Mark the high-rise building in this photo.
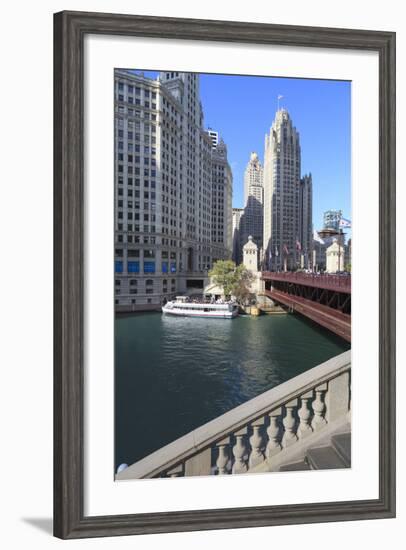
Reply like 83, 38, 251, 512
207, 129, 219, 150
299, 173, 313, 265
240, 152, 264, 262
323, 209, 342, 230
114, 70, 229, 311
232, 207, 244, 264
211, 137, 233, 262
263, 109, 301, 270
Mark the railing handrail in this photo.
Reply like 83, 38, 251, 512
262, 271, 351, 287
117, 350, 351, 480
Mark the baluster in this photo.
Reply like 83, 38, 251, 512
297, 391, 313, 439
248, 417, 265, 468
282, 399, 298, 448
232, 428, 248, 474
266, 408, 282, 458
312, 383, 328, 431
216, 437, 230, 475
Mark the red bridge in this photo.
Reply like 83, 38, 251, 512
261, 272, 351, 342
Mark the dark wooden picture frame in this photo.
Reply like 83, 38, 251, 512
54, 10, 396, 539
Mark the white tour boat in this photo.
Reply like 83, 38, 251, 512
162, 296, 238, 319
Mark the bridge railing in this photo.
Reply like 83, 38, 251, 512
116, 350, 351, 479
261, 271, 351, 291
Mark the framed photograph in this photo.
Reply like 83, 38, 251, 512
54, 10, 396, 539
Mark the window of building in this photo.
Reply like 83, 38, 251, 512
144, 261, 155, 273
115, 261, 123, 273
127, 261, 140, 273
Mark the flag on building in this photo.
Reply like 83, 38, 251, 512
275, 246, 279, 257
283, 244, 289, 255
296, 239, 302, 251
313, 230, 325, 245
339, 217, 352, 228
278, 94, 283, 100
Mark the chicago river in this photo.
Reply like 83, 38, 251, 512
115, 313, 349, 469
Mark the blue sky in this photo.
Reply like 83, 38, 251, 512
130, 70, 351, 230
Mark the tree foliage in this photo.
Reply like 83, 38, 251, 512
209, 260, 255, 303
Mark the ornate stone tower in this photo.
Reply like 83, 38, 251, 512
243, 235, 259, 273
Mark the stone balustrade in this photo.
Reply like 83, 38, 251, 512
116, 350, 351, 480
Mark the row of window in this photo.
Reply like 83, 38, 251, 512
115, 249, 177, 260
117, 82, 157, 98
115, 278, 176, 285
117, 177, 156, 188
114, 261, 177, 274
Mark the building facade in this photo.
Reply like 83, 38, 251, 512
312, 239, 327, 271
211, 138, 233, 262
232, 207, 244, 265
323, 209, 342, 231
242, 236, 264, 295
240, 152, 264, 266
207, 129, 219, 150
263, 109, 301, 271
114, 70, 231, 311
326, 241, 345, 273
299, 173, 313, 268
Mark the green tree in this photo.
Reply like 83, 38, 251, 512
232, 265, 255, 304
209, 260, 254, 303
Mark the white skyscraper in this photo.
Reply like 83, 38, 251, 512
240, 152, 263, 266
263, 109, 301, 270
114, 70, 217, 311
